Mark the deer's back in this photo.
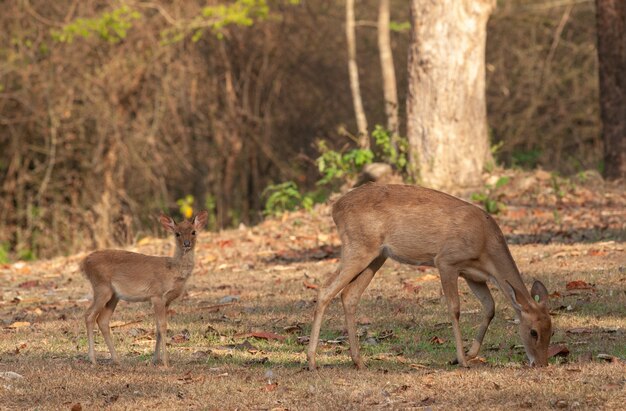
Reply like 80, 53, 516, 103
332, 184, 502, 263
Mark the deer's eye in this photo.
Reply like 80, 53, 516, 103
192, 231, 196, 236
175, 233, 181, 237
530, 329, 538, 338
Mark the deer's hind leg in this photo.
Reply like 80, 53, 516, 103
85, 285, 115, 364
341, 255, 387, 369
307, 247, 382, 370
96, 294, 120, 364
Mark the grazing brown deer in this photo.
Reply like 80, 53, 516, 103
82, 211, 208, 366
307, 184, 552, 370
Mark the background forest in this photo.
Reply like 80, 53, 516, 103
0, 0, 607, 260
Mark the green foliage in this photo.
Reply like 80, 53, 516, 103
263, 181, 313, 216
176, 195, 195, 219
511, 148, 542, 169
51, 6, 141, 44
162, 0, 300, 43
316, 140, 373, 186
204, 194, 218, 230
263, 125, 413, 218
17, 247, 36, 262
389, 21, 410, 32
550, 173, 566, 199
0, 242, 10, 264
471, 176, 510, 214
371, 125, 409, 173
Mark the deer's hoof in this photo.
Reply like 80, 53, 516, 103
449, 358, 469, 368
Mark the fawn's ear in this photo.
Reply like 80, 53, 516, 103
531, 280, 550, 306
160, 214, 177, 232
193, 210, 208, 230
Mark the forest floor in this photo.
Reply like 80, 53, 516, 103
1, 170, 625, 410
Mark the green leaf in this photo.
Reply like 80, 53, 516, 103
495, 176, 510, 189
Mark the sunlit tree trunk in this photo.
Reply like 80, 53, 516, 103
596, 0, 626, 180
378, 0, 399, 137
407, 0, 495, 189
346, 0, 369, 148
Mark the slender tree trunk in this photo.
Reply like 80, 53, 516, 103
596, 0, 626, 180
378, 0, 399, 137
346, 0, 369, 148
407, 0, 495, 190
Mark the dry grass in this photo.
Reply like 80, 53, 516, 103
1, 211, 625, 409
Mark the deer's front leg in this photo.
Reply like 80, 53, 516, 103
436, 262, 467, 367
464, 279, 495, 359
152, 297, 169, 367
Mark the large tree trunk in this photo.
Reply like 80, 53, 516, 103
378, 0, 399, 137
346, 0, 369, 148
407, 0, 495, 190
596, 0, 626, 180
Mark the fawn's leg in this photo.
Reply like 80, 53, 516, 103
464, 279, 495, 359
307, 251, 381, 370
340, 256, 386, 369
96, 294, 120, 364
152, 297, 169, 367
85, 286, 114, 365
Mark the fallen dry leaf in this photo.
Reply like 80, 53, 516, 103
8, 321, 31, 329
110, 320, 143, 329
303, 280, 318, 290
548, 344, 570, 358
587, 249, 608, 257
402, 281, 421, 294
467, 357, 487, 365
282, 324, 303, 333
429, 336, 446, 345
597, 353, 621, 363
415, 273, 438, 282
236, 331, 286, 341
218, 239, 233, 248
171, 329, 191, 343
18, 280, 39, 288
566, 280, 594, 291
566, 327, 593, 334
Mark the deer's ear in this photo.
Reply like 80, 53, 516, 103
504, 280, 527, 313
159, 214, 176, 232
531, 280, 549, 305
193, 210, 208, 230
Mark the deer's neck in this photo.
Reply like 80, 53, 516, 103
172, 248, 195, 279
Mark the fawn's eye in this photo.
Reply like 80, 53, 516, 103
175, 232, 181, 237
192, 231, 196, 236
530, 329, 538, 338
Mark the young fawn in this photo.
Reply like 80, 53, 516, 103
307, 184, 552, 370
82, 211, 208, 366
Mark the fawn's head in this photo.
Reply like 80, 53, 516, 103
160, 211, 208, 253
507, 280, 552, 367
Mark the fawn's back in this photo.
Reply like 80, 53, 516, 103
82, 250, 184, 303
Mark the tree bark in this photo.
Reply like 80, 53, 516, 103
407, 0, 495, 190
346, 0, 369, 148
378, 0, 399, 137
596, 0, 626, 180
